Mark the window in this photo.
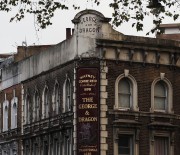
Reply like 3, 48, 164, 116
113, 120, 141, 155
33, 144, 38, 155
118, 135, 133, 155
65, 80, 71, 111
154, 81, 167, 111
0, 68, 2, 82
65, 136, 70, 155
43, 142, 48, 155
3, 100, 9, 132
53, 83, 60, 115
24, 145, 30, 155
115, 70, 138, 111
114, 131, 138, 155
151, 75, 173, 113
25, 95, 30, 124
62, 130, 72, 155
63, 77, 71, 112
3, 150, 8, 155
118, 78, 131, 109
154, 137, 168, 155
11, 97, 18, 129
33, 91, 40, 121
10, 142, 17, 155
149, 122, 176, 155
42, 86, 50, 119
53, 139, 59, 155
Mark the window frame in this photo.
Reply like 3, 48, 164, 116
118, 78, 132, 109
24, 94, 30, 124
3, 100, 9, 132
154, 81, 167, 112
53, 82, 60, 115
114, 128, 139, 155
11, 97, 18, 129
24, 140, 30, 155
154, 136, 169, 155
42, 85, 50, 119
63, 77, 71, 113
33, 90, 40, 122
43, 141, 49, 155
118, 134, 133, 155
53, 138, 59, 155
149, 131, 173, 155
151, 77, 173, 113
33, 143, 39, 155
114, 70, 138, 111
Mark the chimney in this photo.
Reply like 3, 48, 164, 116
66, 28, 71, 39
156, 23, 180, 41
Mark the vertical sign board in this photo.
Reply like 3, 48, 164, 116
77, 68, 100, 155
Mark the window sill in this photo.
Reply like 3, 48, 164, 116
109, 110, 176, 119
153, 110, 174, 114
115, 108, 131, 111
154, 110, 166, 113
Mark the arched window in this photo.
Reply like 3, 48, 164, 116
115, 70, 138, 111
3, 100, 9, 131
25, 95, 30, 124
53, 83, 60, 115
42, 86, 50, 118
154, 81, 167, 111
33, 91, 40, 121
63, 77, 71, 112
118, 78, 132, 108
151, 75, 173, 113
11, 97, 18, 129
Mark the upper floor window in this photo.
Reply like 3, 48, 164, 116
42, 86, 50, 118
33, 90, 40, 122
154, 81, 167, 111
118, 78, 131, 109
63, 76, 71, 112
114, 70, 138, 111
3, 100, 9, 132
151, 74, 173, 113
25, 94, 30, 124
11, 97, 18, 129
53, 83, 60, 115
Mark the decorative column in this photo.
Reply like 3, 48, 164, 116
100, 60, 108, 155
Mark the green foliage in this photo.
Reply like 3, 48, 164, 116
0, 0, 68, 29
0, 0, 179, 34
109, 0, 180, 34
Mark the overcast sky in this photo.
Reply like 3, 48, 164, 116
0, 1, 176, 54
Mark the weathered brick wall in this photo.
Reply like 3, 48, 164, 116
0, 84, 22, 131
0, 84, 22, 154
22, 61, 75, 120
106, 60, 180, 155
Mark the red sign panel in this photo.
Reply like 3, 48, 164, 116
77, 68, 100, 155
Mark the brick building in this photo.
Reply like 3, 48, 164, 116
0, 9, 180, 155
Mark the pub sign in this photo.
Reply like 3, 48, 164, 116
77, 68, 100, 155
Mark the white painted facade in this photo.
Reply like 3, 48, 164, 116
164, 27, 180, 34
